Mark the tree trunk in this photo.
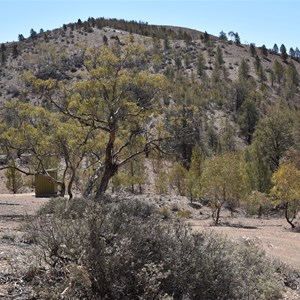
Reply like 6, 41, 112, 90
130, 161, 134, 194
83, 165, 105, 198
95, 164, 118, 199
284, 203, 296, 229
94, 121, 117, 200
215, 206, 221, 225
67, 168, 76, 200
59, 182, 65, 197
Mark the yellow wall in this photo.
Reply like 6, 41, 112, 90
35, 170, 58, 197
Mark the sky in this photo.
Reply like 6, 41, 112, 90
1, 0, 300, 51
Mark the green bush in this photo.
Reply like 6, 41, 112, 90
243, 191, 274, 217
176, 209, 192, 218
25, 197, 282, 299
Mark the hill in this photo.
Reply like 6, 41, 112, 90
1, 17, 300, 299
1, 18, 300, 104
0, 17, 300, 198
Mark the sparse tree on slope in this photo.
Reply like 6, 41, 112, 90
280, 44, 288, 61
273, 43, 279, 54
289, 47, 295, 59
228, 31, 240, 45
260, 44, 268, 57
219, 31, 227, 41
185, 145, 205, 202
249, 43, 256, 57
237, 98, 259, 144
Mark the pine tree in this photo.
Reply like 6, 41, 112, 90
273, 43, 279, 54
260, 44, 268, 56
1, 43, 6, 65
219, 31, 227, 41
280, 44, 288, 60
18, 34, 25, 41
30, 28, 37, 40
12, 45, 19, 59
249, 43, 256, 57
289, 47, 295, 59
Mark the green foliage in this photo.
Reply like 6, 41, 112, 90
228, 31, 241, 45
216, 46, 224, 66
25, 198, 282, 299
201, 153, 246, 224
3, 42, 167, 199
237, 98, 259, 143
174, 55, 182, 70
18, 34, 25, 41
68, 43, 166, 196
37, 196, 88, 219
30, 28, 37, 40
270, 162, 300, 228
168, 162, 187, 196
1, 43, 6, 65
203, 31, 210, 44
102, 34, 108, 45
184, 146, 205, 202
4, 160, 23, 194
245, 145, 273, 194
196, 50, 206, 78
260, 44, 268, 56
218, 30, 227, 41
0, 99, 92, 199
280, 44, 288, 60
238, 59, 250, 81
249, 43, 256, 57
217, 118, 236, 153
176, 209, 192, 218
155, 170, 169, 195
273, 60, 285, 84
252, 109, 294, 173
165, 99, 204, 165
243, 191, 274, 216
158, 208, 172, 219
117, 157, 146, 194
12, 45, 19, 59
273, 43, 279, 54
244, 108, 295, 194
254, 54, 261, 72
285, 62, 299, 100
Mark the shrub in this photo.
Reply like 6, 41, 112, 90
4, 160, 23, 193
24, 197, 282, 299
244, 191, 274, 217
176, 209, 192, 218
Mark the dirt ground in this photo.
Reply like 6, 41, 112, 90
188, 217, 300, 270
0, 192, 299, 299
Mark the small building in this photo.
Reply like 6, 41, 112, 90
35, 169, 58, 197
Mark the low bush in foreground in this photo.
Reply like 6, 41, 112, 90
24, 197, 281, 299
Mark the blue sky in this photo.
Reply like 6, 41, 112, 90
1, 1, 299, 50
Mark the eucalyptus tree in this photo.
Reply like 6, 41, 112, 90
25, 42, 166, 199
0, 100, 92, 199
271, 163, 300, 228
200, 152, 246, 225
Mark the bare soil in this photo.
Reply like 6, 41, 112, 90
0, 192, 299, 299
0, 194, 47, 298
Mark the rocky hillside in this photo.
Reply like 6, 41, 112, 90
1, 18, 300, 103
1, 17, 300, 172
